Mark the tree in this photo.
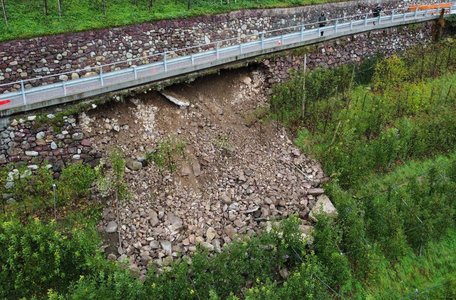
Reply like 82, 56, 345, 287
1, 0, 7, 26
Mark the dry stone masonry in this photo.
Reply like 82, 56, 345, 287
262, 21, 434, 84
0, 114, 101, 174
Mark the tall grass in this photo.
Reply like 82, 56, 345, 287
0, 0, 340, 41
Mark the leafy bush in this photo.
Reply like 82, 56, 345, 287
0, 218, 102, 298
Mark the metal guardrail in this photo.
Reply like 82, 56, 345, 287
0, 4, 455, 115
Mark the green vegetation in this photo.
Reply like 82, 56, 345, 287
272, 41, 456, 187
1, 40, 456, 298
146, 136, 186, 173
268, 40, 456, 298
0, 0, 341, 41
0, 163, 96, 216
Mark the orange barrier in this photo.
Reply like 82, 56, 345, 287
408, 3, 452, 12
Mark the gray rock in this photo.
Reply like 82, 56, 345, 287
160, 240, 172, 255
107, 253, 117, 261
192, 160, 201, 176
149, 210, 160, 227
307, 188, 324, 195
36, 132, 45, 140
5, 181, 14, 189
206, 227, 217, 242
25, 151, 39, 157
167, 213, 183, 231
105, 221, 118, 233
128, 264, 141, 278
126, 159, 142, 171
220, 193, 231, 205
309, 195, 338, 222
72, 132, 84, 140
150, 240, 160, 249
50, 142, 58, 150
200, 241, 214, 251
181, 164, 192, 176
140, 254, 152, 265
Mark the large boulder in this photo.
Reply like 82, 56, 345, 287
309, 195, 338, 222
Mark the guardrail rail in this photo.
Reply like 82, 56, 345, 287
0, 3, 455, 116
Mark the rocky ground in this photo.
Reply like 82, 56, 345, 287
79, 67, 332, 278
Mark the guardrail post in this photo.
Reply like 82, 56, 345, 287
364, 14, 368, 26
62, 81, 67, 96
335, 19, 338, 33
391, 10, 395, 21
191, 54, 195, 66
403, 11, 406, 21
261, 32, 265, 49
100, 67, 104, 87
300, 25, 304, 41
163, 52, 167, 72
216, 42, 220, 59
133, 66, 138, 80
240, 44, 243, 54
378, 14, 381, 25
20, 80, 26, 105
350, 19, 353, 30
414, 8, 418, 18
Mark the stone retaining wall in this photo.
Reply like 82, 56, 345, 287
263, 21, 434, 83
0, 0, 431, 92
0, 114, 101, 175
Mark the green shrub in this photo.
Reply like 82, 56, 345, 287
0, 218, 102, 298
58, 163, 97, 203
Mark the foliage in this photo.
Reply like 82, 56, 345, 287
43, 216, 317, 299
278, 53, 456, 187
270, 42, 456, 298
0, 218, 103, 299
312, 215, 353, 293
4, 165, 54, 214
146, 136, 186, 173
0, 162, 97, 216
96, 148, 130, 201
372, 55, 407, 94
0, 0, 343, 41
244, 254, 330, 299
58, 163, 97, 203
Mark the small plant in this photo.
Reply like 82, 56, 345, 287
146, 136, 186, 173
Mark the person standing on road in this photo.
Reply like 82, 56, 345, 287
318, 13, 327, 36
373, 4, 382, 25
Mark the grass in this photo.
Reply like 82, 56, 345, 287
269, 46, 456, 298
366, 230, 456, 299
0, 0, 342, 42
